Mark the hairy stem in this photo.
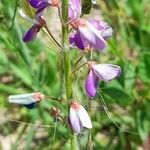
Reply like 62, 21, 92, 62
62, 0, 72, 100
61, 1, 78, 150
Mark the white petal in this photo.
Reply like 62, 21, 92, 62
92, 64, 121, 82
77, 106, 92, 129
8, 93, 37, 105
86, 21, 107, 46
78, 25, 96, 44
69, 108, 83, 133
79, 21, 107, 50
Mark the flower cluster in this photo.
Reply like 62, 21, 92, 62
9, 0, 121, 134
68, 0, 121, 100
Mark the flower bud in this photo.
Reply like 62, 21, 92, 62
8, 92, 44, 109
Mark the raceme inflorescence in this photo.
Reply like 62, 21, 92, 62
9, 0, 121, 141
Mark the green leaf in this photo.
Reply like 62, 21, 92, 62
10, 64, 33, 86
137, 110, 150, 141
0, 50, 8, 65
102, 83, 132, 106
0, 83, 24, 94
139, 53, 150, 83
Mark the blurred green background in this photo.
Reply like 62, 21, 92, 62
0, 0, 150, 149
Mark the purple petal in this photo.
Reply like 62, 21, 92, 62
79, 21, 107, 51
69, 34, 75, 44
85, 70, 99, 98
101, 26, 113, 40
89, 20, 107, 30
35, 6, 47, 19
69, 108, 83, 133
29, 0, 47, 9
89, 20, 113, 40
74, 31, 85, 50
23, 25, 40, 42
68, 0, 81, 19
68, 5, 75, 19
91, 33, 107, 50
92, 64, 121, 82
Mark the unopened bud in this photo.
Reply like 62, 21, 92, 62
50, 107, 60, 118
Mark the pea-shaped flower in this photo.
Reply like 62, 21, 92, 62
70, 19, 113, 51
85, 61, 121, 98
68, 101, 92, 133
8, 92, 44, 109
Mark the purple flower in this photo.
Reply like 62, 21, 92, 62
68, 101, 92, 133
70, 19, 113, 51
23, 16, 46, 42
68, 0, 81, 19
8, 92, 45, 109
85, 62, 121, 98
29, 0, 59, 18
29, 0, 59, 9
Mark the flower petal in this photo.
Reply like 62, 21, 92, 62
92, 64, 121, 82
23, 25, 40, 42
29, 0, 47, 9
24, 102, 36, 109
35, 6, 47, 19
78, 25, 96, 45
77, 105, 92, 129
85, 70, 99, 98
89, 20, 107, 30
69, 108, 83, 133
86, 21, 107, 50
68, 0, 81, 19
68, 5, 75, 19
69, 34, 75, 44
101, 26, 113, 40
73, 31, 85, 50
79, 21, 107, 51
89, 20, 113, 39
8, 93, 37, 105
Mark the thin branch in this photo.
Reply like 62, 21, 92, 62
71, 62, 88, 74
46, 96, 64, 102
9, 119, 54, 128
44, 25, 63, 51
58, 6, 65, 26
73, 52, 86, 68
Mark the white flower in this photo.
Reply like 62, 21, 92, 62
8, 92, 44, 109
68, 101, 92, 133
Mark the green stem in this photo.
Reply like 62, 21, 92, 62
61, 1, 78, 150
71, 133, 79, 150
61, 0, 72, 100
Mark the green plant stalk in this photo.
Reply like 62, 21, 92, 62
61, 1, 78, 150
61, 0, 72, 100
71, 133, 79, 150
